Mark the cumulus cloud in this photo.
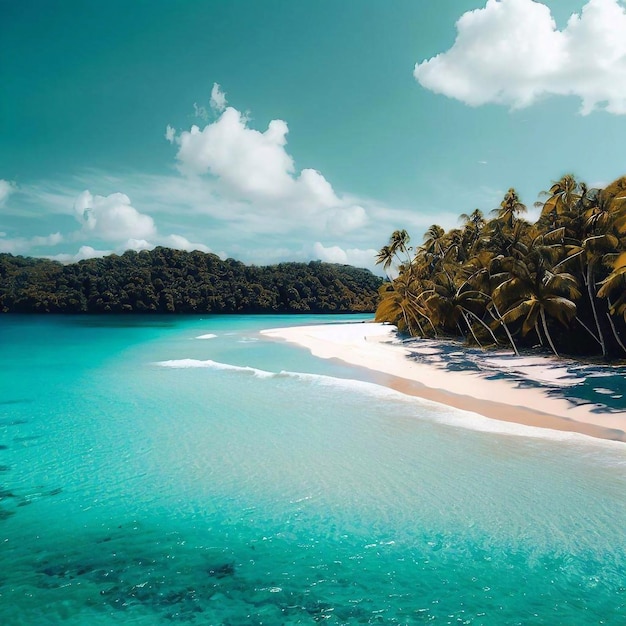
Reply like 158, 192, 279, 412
165, 234, 212, 253
0, 231, 64, 254
31, 232, 63, 246
414, 0, 626, 115
312, 242, 378, 272
210, 82, 227, 112
165, 125, 176, 144
74, 190, 157, 242
0, 179, 16, 204
169, 95, 368, 237
47, 245, 114, 264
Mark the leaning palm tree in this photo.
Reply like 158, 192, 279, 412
421, 270, 498, 347
375, 274, 434, 337
389, 229, 412, 267
376, 230, 414, 280
597, 252, 626, 353
375, 245, 396, 280
492, 260, 580, 357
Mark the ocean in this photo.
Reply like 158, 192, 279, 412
0, 314, 625, 625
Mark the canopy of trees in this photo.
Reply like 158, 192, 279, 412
0, 248, 381, 314
375, 175, 626, 359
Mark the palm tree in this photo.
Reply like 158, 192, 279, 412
376, 230, 414, 280
492, 259, 580, 357
536, 174, 582, 219
459, 209, 485, 254
389, 229, 412, 266
597, 252, 626, 353
375, 274, 434, 337
421, 269, 498, 347
492, 188, 527, 230
375, 245, 395, 280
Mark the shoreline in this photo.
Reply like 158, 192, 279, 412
261, 322, 626, 444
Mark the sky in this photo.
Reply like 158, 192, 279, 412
2, 0, 626, 273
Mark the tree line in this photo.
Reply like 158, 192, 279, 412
0, 247, 381, 314
375, 175, 626, 359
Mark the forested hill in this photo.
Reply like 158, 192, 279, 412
0, 248, 382, 314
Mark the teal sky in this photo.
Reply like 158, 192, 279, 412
2, 0, 626, 271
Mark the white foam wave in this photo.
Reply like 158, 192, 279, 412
156, 359, 273, 378
155, 360, 623, 448
277, 372, 624, 447
195, 333, 217, 340
276, 370, 408, 401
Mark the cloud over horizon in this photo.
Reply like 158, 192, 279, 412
414, 0, 626, 115
167, 91, 369, 237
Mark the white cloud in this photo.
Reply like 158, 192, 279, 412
0, 232, 64, 254
31, 232, 63, 246
170, 100, 369, 240
125, 238, 154, 252
164, 234, 212, 253
74, 190, 157, 242
47, 245, 114, 264
165, 125, 176, 144
414, 0, 626, 115
0, 179, 16, 204
210, 82, 227, 112
312, 242, 378, 272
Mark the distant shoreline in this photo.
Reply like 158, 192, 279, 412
261, 322, 626, 444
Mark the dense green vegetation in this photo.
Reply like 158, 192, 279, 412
375, 175, 626, 359
0, 248, 381, 314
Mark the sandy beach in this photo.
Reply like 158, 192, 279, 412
262, 322, 626, 443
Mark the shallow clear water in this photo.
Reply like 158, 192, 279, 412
1, 315, 625, 625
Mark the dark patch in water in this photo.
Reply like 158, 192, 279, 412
207, 562, 235, 578
0, 445, 8, 450
0, 508, 15, 520
0, 489, 16, 500
47, 487, 62, 496
0, 465, 9, 472
0, 419, 28, 427
0, 398, 32, 406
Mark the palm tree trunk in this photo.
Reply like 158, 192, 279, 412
413, 314, 426, 338
575, 315, 601, 346
606, 308, 626, 355
464, 308, 500, 345
461, 310, 483, 348
540, 308, 559, 357
587, 263, 607, 358
491, 302, 520, 356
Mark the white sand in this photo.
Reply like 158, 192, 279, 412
261, 322, 626, 442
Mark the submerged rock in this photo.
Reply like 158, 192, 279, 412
0, 508, 15, 520
207, 563, 235, 579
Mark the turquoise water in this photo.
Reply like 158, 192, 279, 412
1, 315, 625, 625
